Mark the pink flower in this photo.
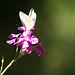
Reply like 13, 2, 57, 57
7, 8, 47, 56
6, 26, 47, 56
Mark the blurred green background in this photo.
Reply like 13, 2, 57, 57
0, 0, 75, 75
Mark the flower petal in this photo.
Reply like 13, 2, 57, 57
29, 35, 38, 44
6, 38, 16, 44
34, 47, 43, 56
39, 41, 48, 55
8, 33, 21, 39
14, 37, 25, 45
30, 27, 35, 30
17, 26, 25, 31
22, 41, 29, 50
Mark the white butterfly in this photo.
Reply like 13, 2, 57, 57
19, 8, 36, 30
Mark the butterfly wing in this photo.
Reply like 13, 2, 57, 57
19, 8, 36, 30
29, 8, 36, 25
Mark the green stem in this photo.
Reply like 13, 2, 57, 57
1, 52, 22, 75
1, 59, 15, 75
0, 50, 28, 75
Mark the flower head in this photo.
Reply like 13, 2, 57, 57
6, 8, 47, 56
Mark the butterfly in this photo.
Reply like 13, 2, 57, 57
19, 8, 36, 30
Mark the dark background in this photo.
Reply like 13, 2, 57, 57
0, 0, 75, 75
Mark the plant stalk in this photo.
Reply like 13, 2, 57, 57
1, 59, 15, 75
